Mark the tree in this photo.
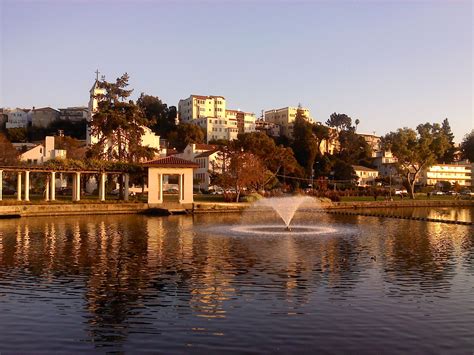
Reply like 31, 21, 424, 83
337, 130, 371, 165
326, 113, 353, 133
291, 113, 318, 177
7, 127, 27, 143
234, 132, 302, 187
332, 160, 358, 185
210, 148, 266, 202
354, 119, 360, 132
439, 118, 456, 163
382, 124, 450, 199
55, 136, 86, 160
137, 93, 177, 138
0, 133, 18, 165
461, 130, 474, 162
312, 123, 331, 155
89, 73, 157, 163
167, 123, 205, 152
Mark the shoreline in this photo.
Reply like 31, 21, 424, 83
0, 199, 472, 219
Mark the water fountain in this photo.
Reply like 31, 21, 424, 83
202, 195, 340, 237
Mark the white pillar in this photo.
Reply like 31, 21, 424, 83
17, 172, 22, 201
74, 172, 81, 201
99, 173, 106, 201
50, 172, 56, 201
0, 170, 3, 201
179, 174, 184, 203
124, 173, 130, 201
24, 171, 30, 202
157, 173, 163, 203
44, 175, 50, 201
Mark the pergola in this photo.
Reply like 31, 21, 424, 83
0, 166, 129, 202
143, 156, 199, 205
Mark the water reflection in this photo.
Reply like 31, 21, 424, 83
0, 213, 472, 352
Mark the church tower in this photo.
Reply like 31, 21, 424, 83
86, 70, 106, 145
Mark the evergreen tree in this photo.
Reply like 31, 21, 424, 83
439, 118, 456, 162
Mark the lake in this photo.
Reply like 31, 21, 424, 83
0, 211, 473, 353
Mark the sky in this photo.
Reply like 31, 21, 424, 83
0, 0, 472, 142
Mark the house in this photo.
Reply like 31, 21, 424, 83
30, 107, 60, 128
59, 107, 88, 122
19, 136, 66, 165
176, 143, 219, 191
352, 165, 379, 186
4, 108, 30, 129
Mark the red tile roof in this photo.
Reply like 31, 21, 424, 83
144, 156, 199, 168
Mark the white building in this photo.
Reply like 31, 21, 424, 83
4, 108, 30, 129
373, 150, 398, 177
19, 136, 66, 165
352, 165, 379, 186
178, 94, 256, 143
421, 162, 472, 187
176, 143, 219, 191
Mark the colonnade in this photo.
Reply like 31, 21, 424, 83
0, 169, 130, 202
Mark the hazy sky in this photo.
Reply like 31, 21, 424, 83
1, 0, 472, 142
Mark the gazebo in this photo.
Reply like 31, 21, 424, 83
143, 156, 199, 205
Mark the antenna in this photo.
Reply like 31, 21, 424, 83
95, 69, 100, 81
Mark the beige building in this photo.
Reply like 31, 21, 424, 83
357, 133, 381, 157
4, 108, 31, 129
421, 162, 472, 187
255, 119, 280, 137
31, 107, 60, 128
178, 94, 256, 142
264, 106, 313, 138
19, 136, 66, 165
176, 143, 219, 191
352, 165, 379, 186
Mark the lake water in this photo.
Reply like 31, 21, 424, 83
0, 211, 473, 353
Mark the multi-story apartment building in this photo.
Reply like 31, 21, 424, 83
4, 108, 31, 129
178, 94, 256, 143
357, 133, 381, 157
264, 106, 313, 138
372, 150, 398, 177
421, 162, 472, 187
31, 107, 60, 128
59, 106, 88, 122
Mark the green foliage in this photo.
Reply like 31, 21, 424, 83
461, 130, 474, 162
291, 116, 318, 177
337, 130, 371, 164
332, 160, 358, 184
439, 118, 456, 162
137, 93, 177, 139
7, 127, 27, 142
382, 122, 450, 198
90, 73, 156, 163
326, 113, 353, 132
167, 123, 206, 151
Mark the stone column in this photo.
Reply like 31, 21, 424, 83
99, 173, 106, 201
124, 173, 130, 201
44, 175, 50, 201
157, 173, 163, 203
50, 172, 56, 201
0, 170, 3, 201
74, 172, 81, 202
24, 171, 30, 202
17, 172, 22, 201
179, 174, 184, 203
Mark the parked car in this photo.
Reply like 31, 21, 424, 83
446, 191, 458, 196
460, 189, 474, 196
433, 191, 445, 195
394, 189, 408, 196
